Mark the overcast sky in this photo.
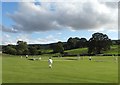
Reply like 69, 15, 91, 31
1, 0, 118, 45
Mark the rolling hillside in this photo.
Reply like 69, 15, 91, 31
65, 45, 119, 55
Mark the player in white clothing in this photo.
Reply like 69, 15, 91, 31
48, 57, 53, 68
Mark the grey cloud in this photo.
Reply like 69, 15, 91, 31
7, 3, 61, 32
4, 1, 118, 33
56, 2, 116, 30
1, 24, 18, 33
104, 2, 118, 9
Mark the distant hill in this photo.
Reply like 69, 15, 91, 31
1, 40, 119, 55
103, 45, 119, 54
64, 45, 119, 55
65, 48, 88, 54
0, 45, 2, 51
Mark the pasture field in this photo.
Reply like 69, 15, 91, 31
2, 54, 118, 83
34, 45, 120, 55
65, 45, 120, 55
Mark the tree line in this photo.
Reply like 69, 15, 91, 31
2, 32, 120, 55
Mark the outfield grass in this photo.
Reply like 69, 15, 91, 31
2, 54, 118, 83
0, 53, 2, 84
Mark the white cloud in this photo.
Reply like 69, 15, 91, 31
2, 34, 16, 45
1, 0, 119, 2
2, 0, 35, 2
88, 28, 107, 32
88, 27, 118, 33
2, 33, 61, 45
57, 32, 62, 35
16, 34, 30, 43
2, 33, 31, 45
3, 0, 117, 33
5, 34, 10, 38
31, 35, 61, 44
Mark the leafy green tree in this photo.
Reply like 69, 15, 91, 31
4, 45, 17, 55
23, 49, 29, 55
29, 46, 38, 55
17, 49, 23, 55
88, 32, 111, 54
17, 41, 29, 55
67, 37, 79, 49
77, 38, 87, 48
52, 41, 64, 53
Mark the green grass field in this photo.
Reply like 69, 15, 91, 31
65, 45, 120, 54
2, 54, 118, 83
0, 53, 2, 84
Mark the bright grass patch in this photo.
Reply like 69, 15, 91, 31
2, 54, 118, 83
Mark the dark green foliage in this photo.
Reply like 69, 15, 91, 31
66, 37, 87, 50
2, 33, 119, 56
52, 41, 64, 53
112, 40, 120, 45
17, 41, 29, 55
29, 46, 38, 55
88, 32, 111, 54
67, 37, 78, 49
77, 38, 87, 48
17, 49, 23, 55
3, 44, 17, 55
5, 46, 16, 55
